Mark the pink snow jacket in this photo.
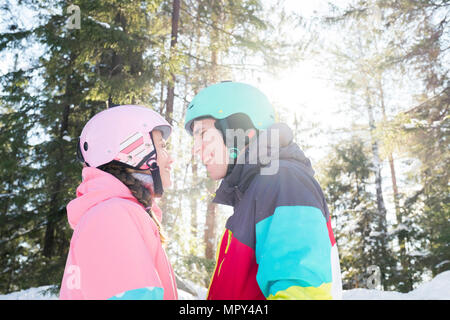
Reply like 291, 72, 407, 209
59, 167, 178, 300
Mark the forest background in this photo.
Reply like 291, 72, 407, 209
0, 0, 448, 295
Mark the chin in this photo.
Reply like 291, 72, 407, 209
159, 171, 171, 189
162, 178, 172, 189
207, 169, 226, 180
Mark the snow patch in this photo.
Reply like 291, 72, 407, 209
0, 286, 58, 300
87, 16, 123, 32
343, 270, 450, 300
1, 271, 449, 300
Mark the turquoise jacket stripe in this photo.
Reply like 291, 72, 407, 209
108, 287, 164, 300
256, 205, 332, 297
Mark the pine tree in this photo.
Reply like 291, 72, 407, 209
0, 0, 168, 292
322, 17, 400, 289
375, 0, 450, 279
1, 0, 318, 292
324, 0, 449, 290
318, 137, 396, 289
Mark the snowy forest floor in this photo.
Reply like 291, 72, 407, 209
1, 271, 449, 300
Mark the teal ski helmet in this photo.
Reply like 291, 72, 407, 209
184, 81, 275, 135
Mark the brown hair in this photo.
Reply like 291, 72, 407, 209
98, 161, 166, 243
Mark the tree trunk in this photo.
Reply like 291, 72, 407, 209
365, 92, 388, 236
204, 196, 217, 260
378, 78, 411, 290
165, 0, 181, 124
43, 102, 71, 258
203, 0, 221, 260
190, 162, 198, 237
377, 78, 401, 221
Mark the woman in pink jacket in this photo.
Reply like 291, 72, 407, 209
59, 105, 178, 300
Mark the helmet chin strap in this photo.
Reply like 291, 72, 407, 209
150, 163, 164, 197
148, 131, 164, 197
215, 118, 238, 177
132, 131, 164, 197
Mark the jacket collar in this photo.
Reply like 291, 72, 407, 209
213, 123, 314, 207
66, 167, 163, 229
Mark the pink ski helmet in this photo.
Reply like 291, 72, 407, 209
77, 105, 171, 170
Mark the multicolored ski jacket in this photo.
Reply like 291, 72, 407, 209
208, 123, 342, 300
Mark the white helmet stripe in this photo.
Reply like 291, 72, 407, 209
119, 132, 143, 150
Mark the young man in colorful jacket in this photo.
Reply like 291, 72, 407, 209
184, 81, 343, 300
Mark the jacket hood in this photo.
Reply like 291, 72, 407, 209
67, 167, 159, 229
213, 123, 315, 206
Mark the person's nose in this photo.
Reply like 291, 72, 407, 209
168, 152, 174, 165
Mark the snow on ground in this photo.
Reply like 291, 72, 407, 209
178, 279, 207, 300
0, 285, 58, 300
1, 271, 449, 300
0, 287, 201, 300
343, 270, 450, 300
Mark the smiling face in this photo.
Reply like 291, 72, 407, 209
152, 129, 173, 188
192, 118, 229, 180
